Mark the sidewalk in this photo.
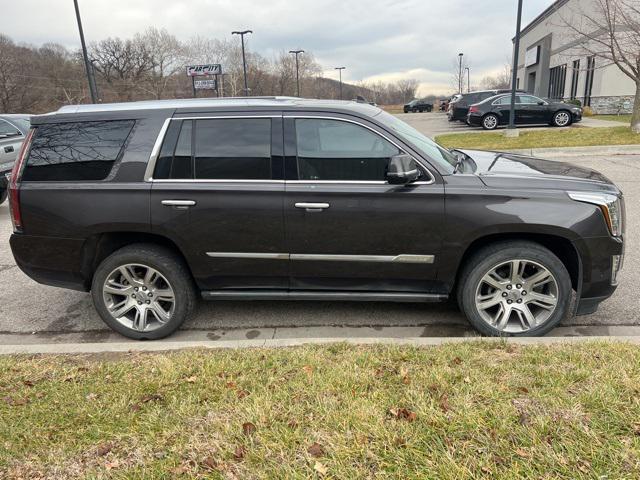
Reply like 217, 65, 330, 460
504, 144, 640, 158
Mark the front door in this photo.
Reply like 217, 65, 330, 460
283, 115, 445, 293
150, 114, 288, 290
517, 95, 548, 125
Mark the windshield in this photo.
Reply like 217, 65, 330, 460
375, 110, 456, 172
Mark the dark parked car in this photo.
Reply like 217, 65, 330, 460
0, 114, 31, 204
403, 99, 433, 113
9, 98, 624, 339
447, 89, 524, 122
467, 93, 583, 130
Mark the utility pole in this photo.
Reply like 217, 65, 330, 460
74, 0, 97, 103
458, 53, 464, 94
465, 67, 470, 93
289, 49, 304, 97
232, 30, 252, 96
507, 0, 524, 137
335, 66, 346, 99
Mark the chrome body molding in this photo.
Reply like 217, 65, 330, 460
205, 252, 435, 264
202, 290, 447, 303
206, 252, 289, 260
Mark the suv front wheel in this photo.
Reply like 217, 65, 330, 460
91, 244, 196, 339
458, 241, 571, 336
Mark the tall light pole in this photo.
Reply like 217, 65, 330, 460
335, 66, 346, 99
289, 49, 304, 97
232, 30, 252, 96
458, 53, 464, 94
73, 0, 97, 103
465, 66, 470, 93
507, 0, 524, 137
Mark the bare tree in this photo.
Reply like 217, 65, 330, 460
561, 0, 640, 132
451, 56, 470, 94
481, 64, 512, 90
136, 28, 184, 99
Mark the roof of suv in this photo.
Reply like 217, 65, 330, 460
52, 96, 382, 117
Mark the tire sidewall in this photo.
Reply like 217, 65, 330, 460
91, 246, 195, 340
482, 114, 499, 130
553, 110, 571, 127
459, 245, 571, 337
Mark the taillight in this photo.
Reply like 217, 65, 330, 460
469, 105, 479, 113
9, 128, 34, 233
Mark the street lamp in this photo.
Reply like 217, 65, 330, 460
464, 66, 470, 93
458, 53, 464, 94
289, 49, 304, 97
507, 0, 524, 137
335, 66, 346, 99
73, 0, 97, 103
232, 30, 252, 96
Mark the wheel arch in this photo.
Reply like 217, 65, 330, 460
453, 232, 581, 294
80, 231, 194, 289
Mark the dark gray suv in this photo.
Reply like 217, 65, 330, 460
8, 97, 624, 339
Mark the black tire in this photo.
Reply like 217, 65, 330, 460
482, 114, 499, 130
91, 244, 196, 340
552, 110, 572, 127
457, 241, 572, 337
0, 187, 7, 205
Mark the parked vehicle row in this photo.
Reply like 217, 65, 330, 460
447, 89, 519, 122
0, 114, 31, 204
8, 97, 624, 340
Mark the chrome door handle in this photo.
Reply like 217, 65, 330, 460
295, 202, 330, 212
161, 200, 196, 207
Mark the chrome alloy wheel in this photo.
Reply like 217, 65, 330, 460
483, 115, 498, 129
555, 111, 570, 126
102, 264, 175, 332
475, 259, 559, 333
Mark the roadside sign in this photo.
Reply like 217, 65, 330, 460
186, 64, 222, 76
194, 79, 218, 90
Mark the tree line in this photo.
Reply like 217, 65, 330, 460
0, 29, 422, 114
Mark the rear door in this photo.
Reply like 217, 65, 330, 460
149, 113, 288, 291
283, 114, 445, 293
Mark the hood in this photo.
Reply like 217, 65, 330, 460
459, 149, 617, 191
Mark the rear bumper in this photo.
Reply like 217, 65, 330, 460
10, 233, 90, 291
467, 114, 483, 126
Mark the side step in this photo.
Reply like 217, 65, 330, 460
201, 290, 448, 303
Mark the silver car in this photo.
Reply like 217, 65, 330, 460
0, 114, 31, 204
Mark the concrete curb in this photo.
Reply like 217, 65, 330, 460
504, 144, 640, 158
2, 335, 640, 355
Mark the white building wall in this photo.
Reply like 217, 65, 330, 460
515, 0, 636, 113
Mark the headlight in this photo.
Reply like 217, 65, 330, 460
568, 191, 624, 237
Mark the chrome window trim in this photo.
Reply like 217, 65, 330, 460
145, 115, 280, 183
287, 115, 435, 185
204, 252, 435, 264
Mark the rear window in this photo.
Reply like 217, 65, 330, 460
23, 120, 134, 181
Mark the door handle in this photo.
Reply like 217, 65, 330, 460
295, 202, 330, 212
161, 200, 196, 207
4, 146, 14, 153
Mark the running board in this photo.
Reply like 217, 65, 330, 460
201, 290, 448, 303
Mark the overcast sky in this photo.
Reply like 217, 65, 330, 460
2, 0, 555, 95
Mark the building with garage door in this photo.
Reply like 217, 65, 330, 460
514, 0, 636, 114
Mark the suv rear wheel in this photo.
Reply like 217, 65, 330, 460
458, 241, 571, 336
91, 244, 196, 339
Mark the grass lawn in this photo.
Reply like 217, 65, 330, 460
592, 114, 632, 124
2, 342, 640, 479
436, 126, 640, 151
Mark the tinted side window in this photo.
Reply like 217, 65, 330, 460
295, 119, 400, 181
194, 118, 271, 180
23, 120, 134, 181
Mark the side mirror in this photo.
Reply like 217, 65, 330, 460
386, 154, 420, 184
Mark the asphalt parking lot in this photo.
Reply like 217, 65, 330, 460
0, 152, 638, 339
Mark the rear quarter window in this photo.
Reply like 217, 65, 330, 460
22, 120, 134, 181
